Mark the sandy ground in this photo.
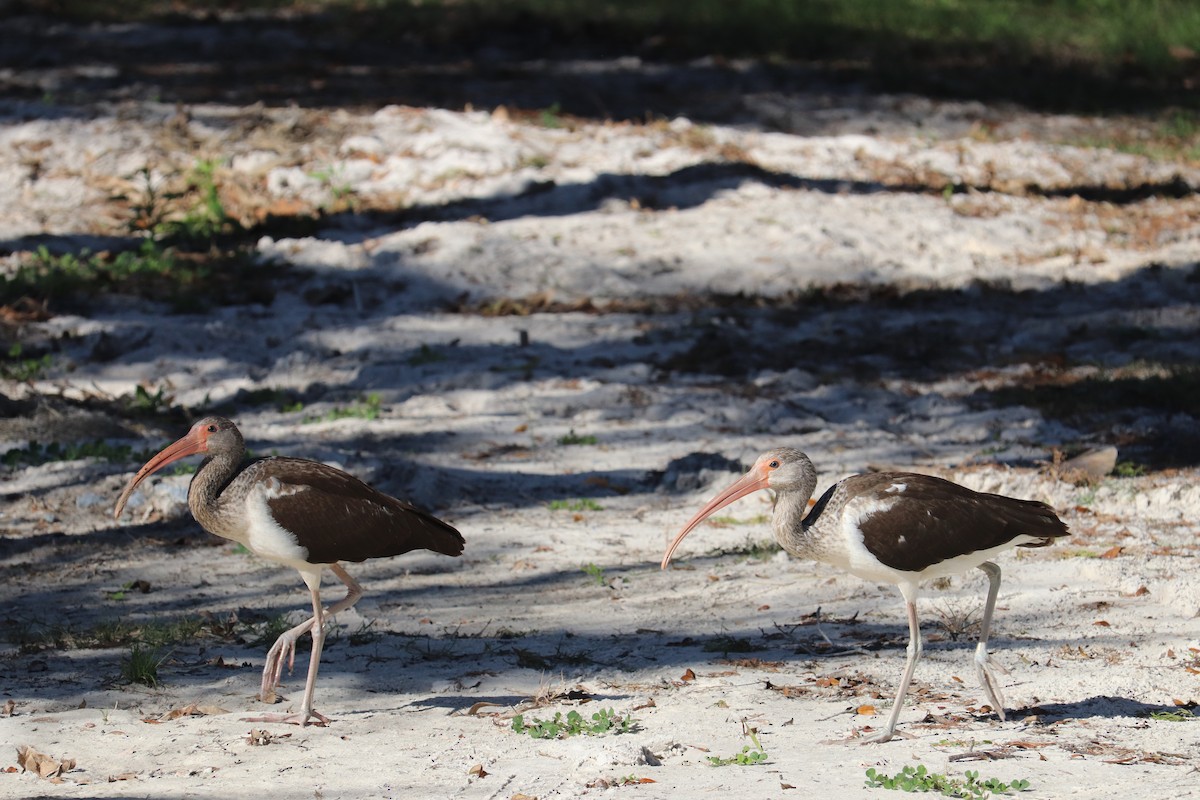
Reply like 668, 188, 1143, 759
2, 13, 1200, 799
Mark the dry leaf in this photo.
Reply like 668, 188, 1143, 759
16, 745, 76, 779
512, 794, 538, 800
468, 764, 488, 778
1094, 620, 1111, 627
464, 701, 504, 716
1100, 546, 1123, 559
158, 703, 229, 721
247, 729, 274, 746
2, 700, 14, 716
757, 604, 770, 611
680, 669, 696, 682
856, 704, 877, 715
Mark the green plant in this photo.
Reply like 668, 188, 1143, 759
707, 729, 767, 766
702, 635, 759, 654
1148, 708, 1195, 722
1113, 461, 1146, 477
121, 644, 166, 686
129, 383, 172, 413
247, 614, 297, 649
160, 159, 232, 242
539, 102, 564, 129
1, 343, 52, 381
1, 439, 157, 468
408, 344, 445, 366
310, 167, 358, 211
511, 708, 634, 739
864, 764, 1030, 797
309, 392, 383, 423
557, 429, 597, 446
547, 498, 604, 512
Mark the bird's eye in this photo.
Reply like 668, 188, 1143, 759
768, 460, 780, 469
207, 424, 217, 433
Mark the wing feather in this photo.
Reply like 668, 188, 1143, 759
251, 457, 464, 564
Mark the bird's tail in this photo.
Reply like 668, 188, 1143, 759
1007, 498, 1070, 547
411, 509, 466, 556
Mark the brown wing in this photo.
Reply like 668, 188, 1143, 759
255, 457, 464, 564
849, 473, 1068, 573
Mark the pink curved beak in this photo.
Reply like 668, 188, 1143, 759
113, 424, 208, 520
661, 464, 770, 569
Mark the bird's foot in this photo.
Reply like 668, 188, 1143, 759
260, 633, 304, 699
850, 726, 913, 745
974, 650, 1009, 721
241, 709, 331, 727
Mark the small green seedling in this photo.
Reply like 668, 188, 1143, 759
511, 708, 633, 739
864, 764, 1030, 797
582, 563, 606, 586
557, 429, 597, 446
707, 729, 767, 766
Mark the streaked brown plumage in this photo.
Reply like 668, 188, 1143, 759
114, 416, 464, 726
662, 447, 1068, 743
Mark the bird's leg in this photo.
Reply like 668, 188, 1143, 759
246, 564, 364, 726
860, 597, 922, 744
244, 570, 332, 727
973, 561, 1008, 720
258, 564, 364, 702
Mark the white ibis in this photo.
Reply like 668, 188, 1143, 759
661, 448, 1068, 743
114, 416, 464, 726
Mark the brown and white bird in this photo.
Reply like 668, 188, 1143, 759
661, 448, 1068, 743
114, 416, 464, 726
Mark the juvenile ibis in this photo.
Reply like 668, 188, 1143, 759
114, 416, 464, 726
661, 448, 1068, 743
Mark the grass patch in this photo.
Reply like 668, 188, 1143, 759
985, 363, 1200, 419
2, 440, 156, 468
120, 644, 166, 686
0, 344, 52, 382
510, 643, 594, 670
547, 498, 604, 512
1148, 708, 1195, 722
9, 615, 215, 653
702, 635, 761, 655
407, 344, 446, 367
865, 764, 1030, 797
34, 0, 1200, 86
2, 241, 179, 305
305, 393, 383, 423
557, 429, 598, 446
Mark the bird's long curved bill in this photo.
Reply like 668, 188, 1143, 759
113, 428, 205, 520
661, 468, 768, 569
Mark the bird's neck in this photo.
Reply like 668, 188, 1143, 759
771, 475, 820, 559
188, 451, 246, 540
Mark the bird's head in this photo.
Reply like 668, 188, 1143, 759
113, 416, 243, 520
660, 448, 816, 569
